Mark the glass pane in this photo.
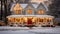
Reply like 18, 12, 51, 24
37, 9, 45, 15
27, 9, 32, 14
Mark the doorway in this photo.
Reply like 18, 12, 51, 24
26, 18, 33, 27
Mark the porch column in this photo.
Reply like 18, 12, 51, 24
50, 18, 53, 25
44, 18, 46, 25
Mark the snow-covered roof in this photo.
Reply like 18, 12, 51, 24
7, 15, 54, 18
20, 4, 28, 8
37, 3, 48, 11
10, 3, 37, 11
10, 3, 48, 11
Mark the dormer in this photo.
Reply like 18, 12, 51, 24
36, 3, 48, 15
10, 3, 23, 15
24, 3, 35, 15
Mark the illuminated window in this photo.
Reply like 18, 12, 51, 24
47, 19, 50, 22
38, 18, 43, 22
37, 9, 45, 14
27, 9, 32, 14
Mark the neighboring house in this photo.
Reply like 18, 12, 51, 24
54, 18, 60, 25
0, 20, 6, 26
55, 18, 60, 23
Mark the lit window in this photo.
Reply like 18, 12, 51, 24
38, 9, 45, 14
38, 18, 43, 22
47, 19, 50, 22
27, 9, 32, 14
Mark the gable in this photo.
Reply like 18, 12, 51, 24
20, 4, 27, 8
37, 3, 48, 11
10, 3, 23, 12
32, 4, 38, 8
25, 4, 35, 10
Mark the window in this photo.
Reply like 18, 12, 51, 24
38, 18, 43, 22
27, 9, 32, 14
37, 9, 45, 14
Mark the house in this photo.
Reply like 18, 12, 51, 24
7, 3, 54, 27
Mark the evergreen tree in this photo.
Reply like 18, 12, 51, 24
49, 0, 60, 18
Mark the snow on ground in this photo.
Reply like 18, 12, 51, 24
0, 30, 35, 34
0, 26, 60, 34
29, 27, 60, 34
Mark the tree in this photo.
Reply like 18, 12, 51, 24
49, 0, 60, 18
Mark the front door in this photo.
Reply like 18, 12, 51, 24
27, 18, 32, 26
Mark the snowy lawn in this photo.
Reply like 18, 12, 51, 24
0, 26, 60, 34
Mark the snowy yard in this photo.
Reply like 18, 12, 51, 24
0, 26, 60, 34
